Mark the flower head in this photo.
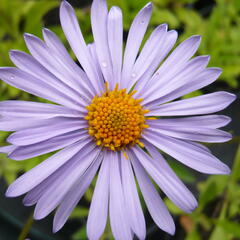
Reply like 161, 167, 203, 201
85, 83, 149, 150
0, 0, 236, 239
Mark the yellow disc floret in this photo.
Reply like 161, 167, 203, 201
85, 84, 149, 151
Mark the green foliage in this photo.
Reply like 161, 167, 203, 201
171, 145, 240, 240
0, 0, 59, 99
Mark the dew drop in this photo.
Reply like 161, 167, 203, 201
10, 75, 15, 80
102, 61, 107, 68
140, 20, 145, 24
131, 72, 137, 78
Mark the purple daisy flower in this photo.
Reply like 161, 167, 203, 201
0, 0, 236, 239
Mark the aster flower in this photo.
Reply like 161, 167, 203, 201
0, 0, 236, 239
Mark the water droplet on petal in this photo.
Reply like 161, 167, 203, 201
140, 20, 145, 24
102, 61, 107, 68
131, 72, 136, 78
10, 75, 15, 80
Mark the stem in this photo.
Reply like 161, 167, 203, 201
18, 213, 34, 240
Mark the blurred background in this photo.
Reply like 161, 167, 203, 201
0, 0, 239, 239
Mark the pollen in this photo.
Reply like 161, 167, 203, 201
85, 84, 149, 151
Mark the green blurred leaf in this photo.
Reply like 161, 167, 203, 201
230, 144, 240, 181
69, 206, 89, 219
198, 175, 229, 208
167, 158, 196, 183
209, 225, 228, 240
186, 228, 201, 240
164, 198, 184, 215
215, 220, 240, 238
24, 0, 59, 35
72, 226, 87, 240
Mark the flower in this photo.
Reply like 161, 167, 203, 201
0, 0, 236, 239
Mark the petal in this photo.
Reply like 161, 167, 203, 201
121, 2, 152, 89
147, 92, 236, 116
109, 151, 132, 240
60, 1, 103, 94
139, 35, 201, 99
34, 143, 100, 220
42, 28, 95, 95
107, 6, 123, 88
142, 55, 210, 105
149, 124, 232, 143
147, 115, 231, 129
9, 130, 88, 160
143, 130, 231, 174
53, 153, 103, 233
135, 29, 178, 97
91, 0, 113, 88
23, 34, 93, 102
147, 67, 222, 107
23, 147, 97, 207
88, 43, 104, 86
23, 152, 100, 208
87, 152, 110, 240
130, 151, 175, 235
0, 145, 16, 154
7, 117, 87, 146
23, 161, 67, 206
121, 152, 146, 239
127, 24, 168, 90
0, 117, 48, 131
10, 49, 92, 104
131, 145, 198, 213
0, 67, 84, 111
0, 100, 84, 118
6, 139, 91, 197
186, 140, 212, 154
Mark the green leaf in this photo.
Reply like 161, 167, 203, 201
24, 0, 59, 35
198, 175, 228, 209
69, 207, 89, 219
186, 228, 201, 240
215, 220, 240, 238
182, 90, 203, 99
209, 225, 228, 240
167, 158, 196, 183
72, 226, 87, 240
164, 198, 184, 215
230, 144, 240, 182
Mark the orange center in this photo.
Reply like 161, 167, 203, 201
85, 84, 149, 151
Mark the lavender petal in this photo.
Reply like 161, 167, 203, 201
0, 100, 84, 118
131, 145, 198, 212
34, 143, 100, 220
107, 6, 123, 88
121, 152, 146, 239
130, 151, 175, 235
7, 117, 87, 146
6, 139, 91, 197
143, 130, 231, 174
9, 130, 88, 160
91, 0, 113, 89
0, 67, 84, 111
53, 152, 103, 233
87, 152, 110, 240
109, 151, 132, 240
60, 1, 103, 94
147, 92, 236, 116
121, 2, 152, 89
